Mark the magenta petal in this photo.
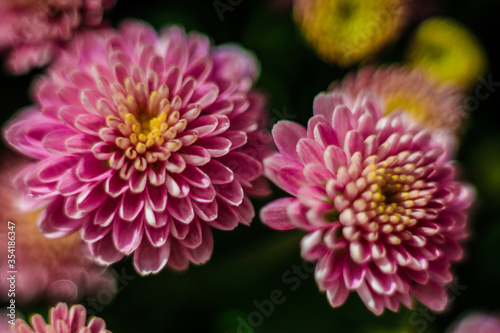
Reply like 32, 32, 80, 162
170, 218, 190, 240
167, 196, 195, 224
324, 145, 348, 174
88, 232, 125, 265
180, 146, 210, 166
326, 280, 350, 307
220, 130, 247, 150
276, 166, 307, 195
190, 184, 216, 203
349, 241, 372, 264
180, 219, 203, 249
165, 153, 186, 173
215, 180, 244, 206
57, 168, 89, 195
181, 165, 210, 188
148, 164, 167, 186
272, 120, 307, 160
344, 130, 364, 159
234, 196, 255, 225
112, 216, 144, 255
167, 240, 190, 270
119, 191, 145, 221
186, 223, 213, 264
208, 199, 239, 230
166, 174, 189, 198
133, 237, 171, 275
197, 137, 231, 157
314, 122, 339, 148
344, 257, 366, 289
75, 114, 106, 136
188, 115, 218, 137
38, 156, 79, 182
94, 196, 120, 227
313, 92, 344, 123
39, 197, 87, 237
76, 154, 111, 181
76, 182, 108, 212
356, 281, 385, 315
412, 281, 448, 311
193, 200, 218, 221
41, 129, 78, 155
218, 151, 262, 183
104, 171, 129, 197
145, 221, 171, 247
260, 198, 296, 230
297, 138, 325, 165
129, 170, 148, 193
303, 164, 333, 185
332, 105, 355, 147
146, 184, 168, 212
365, 266, 396, 295
301, 229, 328, 260
82, 222, 112, 243
199, 159, 234, 185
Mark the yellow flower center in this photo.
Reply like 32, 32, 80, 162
104, 78, 198, 172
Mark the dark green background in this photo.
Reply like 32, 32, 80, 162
2, 0, 500, 332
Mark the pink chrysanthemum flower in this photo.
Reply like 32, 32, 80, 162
0, 0, 116, 74
447, 312, 500, 333
333, 66, 465, 134
14, 303, 110, 333
260, 90, 473, 315
0, 154, 115, 304
4, 21, 271, 275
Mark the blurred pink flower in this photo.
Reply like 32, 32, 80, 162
334, 66, 465, 134
0, 153, 115, 304
260, 90, 473, 315
3, 21, 271, 276
14, 302, 110, 333
447, 312, 500, 333
0, 0, 115, 74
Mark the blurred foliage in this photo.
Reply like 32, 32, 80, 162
1, 0, 500, 332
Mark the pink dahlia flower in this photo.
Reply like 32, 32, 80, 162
447, 312, 500, 333
333, 66, 465, 134
0, 153, 115, 304
260, 90, 473, 314
4, 21, 271, 275
0, 0, 116, 74
14, 302, 110, 333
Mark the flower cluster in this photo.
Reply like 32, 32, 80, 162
14, 303, 110, 333
0, 0, 115, 73
0, 154, 115, 304
0, 0, 484, 329
261, 90, 473, 314
4, 21, 271, 276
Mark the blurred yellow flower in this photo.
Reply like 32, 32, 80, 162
294, 0, 407, 66
406, 17, 488, 90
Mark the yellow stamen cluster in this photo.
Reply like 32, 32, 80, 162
337, 152, 437, 244
105, 78, 195, 171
